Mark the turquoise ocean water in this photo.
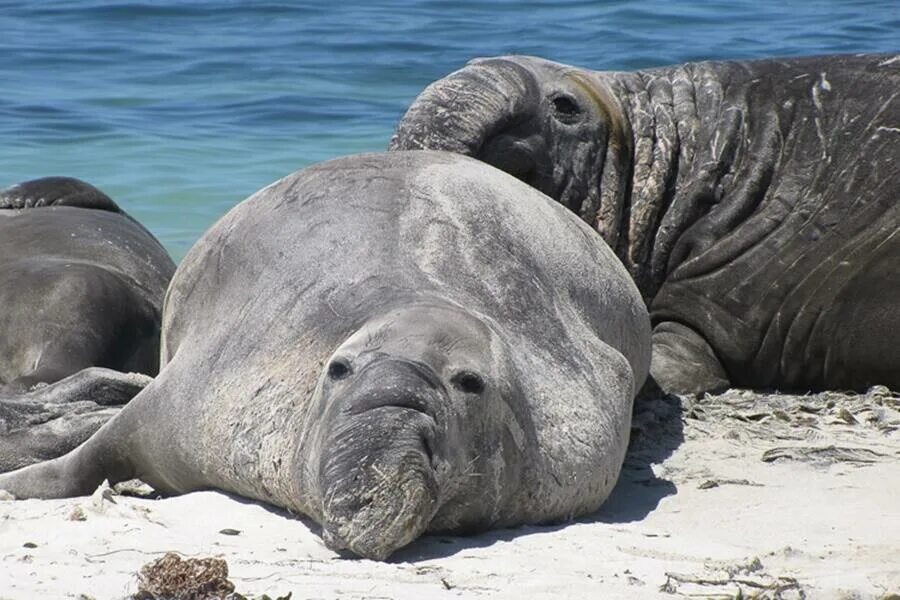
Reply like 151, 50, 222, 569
2, 1, 897, 261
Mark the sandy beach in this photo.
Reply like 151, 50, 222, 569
2, 387, 897, 599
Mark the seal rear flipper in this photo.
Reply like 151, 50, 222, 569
651, 321, 730, 394
2, 367, 151, 405
0, 177, 122, 213
0, 412, 136, 499
0, 407, 121, 474
0, 368, 152, 473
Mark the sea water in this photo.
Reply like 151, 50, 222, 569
2, 1, 897, 261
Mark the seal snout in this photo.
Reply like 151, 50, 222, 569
316, 356, 447, 559
479, 134, 539, 188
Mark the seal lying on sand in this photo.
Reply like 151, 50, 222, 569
0, 152, 650, 560
391, 53, 900, 394
0, 177, 175, 471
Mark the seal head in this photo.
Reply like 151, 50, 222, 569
306, 301, 526, 560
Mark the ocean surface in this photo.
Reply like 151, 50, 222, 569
2, 1, 897, 261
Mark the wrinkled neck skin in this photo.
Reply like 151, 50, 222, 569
392, 57, 771, 301
289, 296, 538, 560
592, 62, 774, 299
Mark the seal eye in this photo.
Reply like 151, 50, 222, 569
327, 358, 352, 381
451, 370, 485, 394
550, 94, 582, 124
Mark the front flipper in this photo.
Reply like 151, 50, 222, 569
0, 367, 151, 472
650, 321, 730, 394
0, 434, 119, 499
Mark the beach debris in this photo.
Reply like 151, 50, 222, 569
68, 505, 87, 521
761, 445, 886, 465
131, 551, 293, 600
90, 481, 118, 510
837, 407, 859, 425
134, 552, 234, 600
660, 558, 803, 599
697, 478, 762, 490
115, 479, 159, 498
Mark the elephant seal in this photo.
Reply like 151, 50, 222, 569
0, 152, 650, 560
390, 53, 900, 394
0, 177, 175, 471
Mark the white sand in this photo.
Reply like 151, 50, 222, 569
1, 388, 898, 599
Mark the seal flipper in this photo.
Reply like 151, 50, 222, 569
0, 385, 146, 499
650, 321, 730, 394
0, 368, 152, 473
0, 370, 182, 499
0, 177, 122, 213
0, 433, 122, 499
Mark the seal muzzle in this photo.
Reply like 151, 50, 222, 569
317, 359, 445, 559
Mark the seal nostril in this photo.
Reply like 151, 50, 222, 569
328, 357, 352, 381
451, 370, 485, 394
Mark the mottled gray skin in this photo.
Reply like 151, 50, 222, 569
0, 368, 152, 472
391, 54, 900, 394
0, 152, 650, 560
0, 177, 174, 471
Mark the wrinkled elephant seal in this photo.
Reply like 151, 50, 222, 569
391, 53, 900, 394
0, 152, 650, 560
0, 177, 175, 470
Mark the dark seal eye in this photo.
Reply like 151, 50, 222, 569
327, 357, 352, 381
451, 370, 485, 394
550, 94, 582, 124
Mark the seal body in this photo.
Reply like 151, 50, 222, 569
0, 152, 650, 560
0, 177, 174, 388
391, 53, 900, 393
0, 177, 174, 470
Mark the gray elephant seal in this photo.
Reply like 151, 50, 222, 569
0, 177, 175, 470
391, 53, 900, 394
0, 152, 650, 560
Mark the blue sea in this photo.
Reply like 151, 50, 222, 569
2, 1, 897, 261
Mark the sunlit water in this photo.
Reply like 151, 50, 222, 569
2, 1, 897, 260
